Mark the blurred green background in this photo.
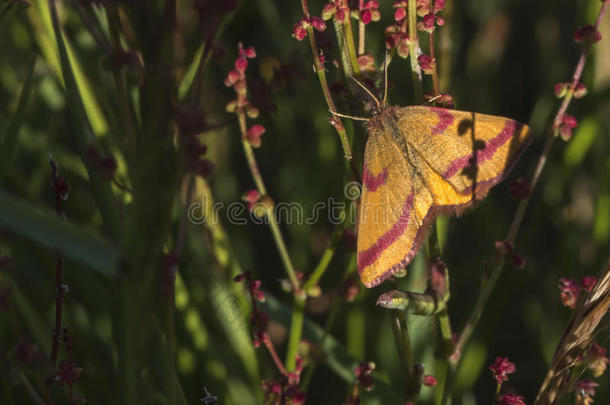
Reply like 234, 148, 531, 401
1, 0, 609, 404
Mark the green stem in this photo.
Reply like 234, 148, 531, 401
357, 0, 365, 55
300, 0, 352, 159
237, 112, 298, 288
267, 215, 299, 289
303, 215, 345, 291
455, 257, 505, 355
407, 0, 423, 102
342, 16, 361, 75
429, 30, 440, 96
392, 312, 421, 401
302, 252, 357, 390
285, 294, 306, 371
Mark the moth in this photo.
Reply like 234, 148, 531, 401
333, 77, 533, 288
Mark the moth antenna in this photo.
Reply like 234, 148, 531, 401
382, 51, 389, 107
329, 109, 370, 121
348, 76, 381, 111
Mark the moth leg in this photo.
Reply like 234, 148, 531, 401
328, 109, 370, 122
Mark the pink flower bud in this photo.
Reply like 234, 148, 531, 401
574, 82, 588, 99
574, 25, 602, 44
245, 124, 266, 148
554, 82, 569, 98
310, 16, 327, 31
422, 375, 437, 387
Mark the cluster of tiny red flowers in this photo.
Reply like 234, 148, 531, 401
489, 357, 525, 404
494, 240, 526, 268
343, 362, 375, 404
241, 190, 274, 219
354, 361, 375, 390
359, 1, 381, 25
50, 158, 70, 202
48, 328, 84, 389
385, 1, 411, 58
292, 16, 326, 41
234, 271, 267, 346
321, 0, 350, 23
386, 0, 445, 58
261, 356, 306, 405
418, 54, 435, 74
552, 22, 602, 142
573, 25, 602, 44
416, 0, 445, 33
489, 357, 516, 385
557, 276, 596, 309
225, 44, 268, 149
554, 82, 587, 99
497, 392, 526, 405
55, 359, 84, 387
556, 114, 578, 141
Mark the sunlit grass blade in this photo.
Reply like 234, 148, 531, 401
0, 189, 118, 277
0, 57, 36, 179
47, 0, 121, 240
29, 0, 108, 135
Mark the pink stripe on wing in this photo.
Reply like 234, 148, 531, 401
358, 192, 414, 270
431, 107, 455, 135
362, 164, 388, 192
443, 120, 519, 178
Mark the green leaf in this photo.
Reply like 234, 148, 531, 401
0, 57, 36, 178
47, 0, 121, 240
0, 189, 118, 278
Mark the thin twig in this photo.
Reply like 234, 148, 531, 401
48, 156, 66, 370
300, 0, 353, 159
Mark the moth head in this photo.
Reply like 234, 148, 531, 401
348, 53, 390, 116
349, 76, 383, 116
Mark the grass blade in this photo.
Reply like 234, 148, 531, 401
0, 189, 118, 277
0, 57, 36, 178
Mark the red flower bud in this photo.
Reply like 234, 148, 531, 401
574, 25, 602, 44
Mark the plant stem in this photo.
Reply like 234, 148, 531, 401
357, 0, 365, 55
342, 14, 361, 75
407, 0, 424, 102
455, 257, 504, 356
263, 332, 288, 376
237, 113, 298, 289
429, 30, 440, 96
303, 213, 345, 291
48, 157, 65, 371
300, 0, 352, 159
285, 294, 306, 371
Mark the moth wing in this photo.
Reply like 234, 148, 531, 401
395, 106, 532, 196
357, 128, 434, 288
